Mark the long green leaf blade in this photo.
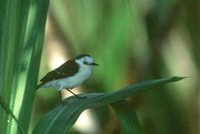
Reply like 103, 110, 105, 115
0, 0, 49, 133
111, 100, 142, 134
0, 95, 25, 134
33, 76, 184, 134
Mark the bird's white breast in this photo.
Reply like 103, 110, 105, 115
60, 65, 92, 89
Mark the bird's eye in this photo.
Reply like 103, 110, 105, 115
83, 61, 88, 64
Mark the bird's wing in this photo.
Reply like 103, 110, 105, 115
39, 60, 79, 84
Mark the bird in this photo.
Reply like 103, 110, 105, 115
36, 54, 98, 103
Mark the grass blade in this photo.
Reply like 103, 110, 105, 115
111, 100, 142, 134
0, 0, 49, 133
33, 76, 184, 134
0, 95, 25, 134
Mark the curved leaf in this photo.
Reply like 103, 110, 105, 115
111, 100, 142, 134
33, 76, 184, 134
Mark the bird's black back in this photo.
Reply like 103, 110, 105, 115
37, 60, 79, 88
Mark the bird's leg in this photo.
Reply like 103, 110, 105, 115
66, 89, 83, 99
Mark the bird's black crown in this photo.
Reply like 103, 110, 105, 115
75, 54, 90, 59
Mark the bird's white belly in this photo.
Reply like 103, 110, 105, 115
43, 66, 92, 90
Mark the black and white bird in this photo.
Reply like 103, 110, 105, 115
37, 54, 98, 101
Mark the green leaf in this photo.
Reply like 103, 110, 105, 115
33, 76, 184, 134
111, 100, 142, 134
0, 0, 49, 133
0, 95, 25, 134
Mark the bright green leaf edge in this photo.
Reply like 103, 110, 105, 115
33, 76, 185, 134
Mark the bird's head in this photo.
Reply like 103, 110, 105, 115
75, 54, 98, 67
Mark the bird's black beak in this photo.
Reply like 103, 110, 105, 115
90, 62, 99, 66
